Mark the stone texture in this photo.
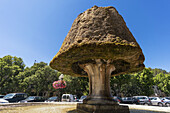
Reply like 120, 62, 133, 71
79, 59, 116, 105
50, 6, 145, 77
77, 103, 130, 113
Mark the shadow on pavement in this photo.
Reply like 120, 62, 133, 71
67, 109, 78, 113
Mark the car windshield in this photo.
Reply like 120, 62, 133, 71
127, 97, 132, 100
137, 97, 147, 99
80, 96, 87, 99
149, 97, 155, 100
165, 97, 170, 100
49, 97, 57, 100
3, 94, 15, 99
26, 96, 35, 100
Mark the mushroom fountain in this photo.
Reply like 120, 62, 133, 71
50, 6, 145, 113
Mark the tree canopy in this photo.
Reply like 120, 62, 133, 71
0, 55, 25, 94
0, 55, 169, 97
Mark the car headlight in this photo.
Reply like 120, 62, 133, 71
0, 99, 9, 103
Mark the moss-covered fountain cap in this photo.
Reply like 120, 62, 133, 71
50, 6, 145, 77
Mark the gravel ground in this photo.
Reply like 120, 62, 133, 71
0, 104, 76, 113
0, 103, 169, 113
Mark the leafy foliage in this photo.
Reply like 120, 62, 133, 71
0, 55, 169, 97
110, 74, 132, 96
133, 68, 154, 96
63, 76, 89, 98
111, 68, 155, 96
153, 73, 170, 95
17, 62, 60, 96
0, 55, 25, 94
150, 68, 169, 76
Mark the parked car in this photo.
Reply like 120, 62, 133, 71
79, 96, 87, 102
3, 93, 27, 103
19, 96, 45, 103
45, 96, 59, 102
0, 95, 4, 98
149, 97, 165, 107
132, 96, 151, 105
112, 96, 122, 103
61, 94, 74, 102
121, 97, 133, 104
161, 97, 170, 107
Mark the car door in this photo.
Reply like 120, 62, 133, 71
35, 97, 40, 102
153, 97, 158, 105
11, 94, 18, 102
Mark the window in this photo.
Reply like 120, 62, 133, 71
24, 94, 27, 98
63, 95, 67, 99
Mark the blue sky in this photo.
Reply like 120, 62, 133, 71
0, 0, 170, 72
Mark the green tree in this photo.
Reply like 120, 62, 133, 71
0, 55, 25, 94
153, 73, 170, 96
150, 68, 168, 76
110, 68, 155, 97
17, 62, 60, 96
110, 74, 132, 97
133, 68, 154, 96
63, 76, 89, 98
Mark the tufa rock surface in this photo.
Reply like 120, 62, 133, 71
50, 6, 145, 77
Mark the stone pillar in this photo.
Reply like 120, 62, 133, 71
77, 59, 130, 113
79, 59, 116, 104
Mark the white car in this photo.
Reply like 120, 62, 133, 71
161, 97, 170, 107
149, 97, 165, 107
0, 99, 9, 103
61, 94, 74, 102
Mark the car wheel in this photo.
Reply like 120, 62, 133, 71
158, 103, 163, 107
165, 103, 170, 107
148, 102, 152, 106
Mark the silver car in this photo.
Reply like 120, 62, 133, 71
161, 97, 170, 107
149, 97, 165, 107
79, 96, 87, 102
132, 96, 151, 105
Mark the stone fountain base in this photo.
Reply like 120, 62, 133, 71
77, 103, 130, 113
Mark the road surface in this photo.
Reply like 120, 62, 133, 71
0, 102, 169, 113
